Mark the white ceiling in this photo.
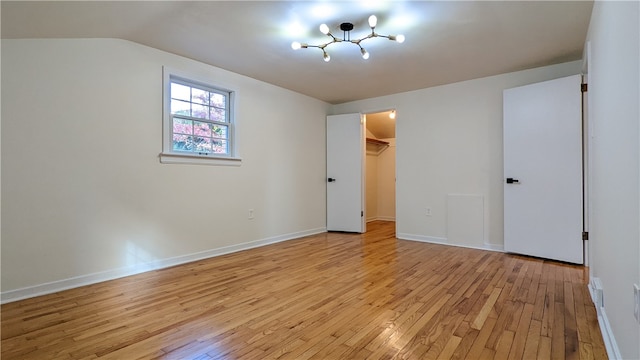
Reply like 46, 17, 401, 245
1, 1, 593, 104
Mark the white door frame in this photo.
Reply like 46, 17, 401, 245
363, 109, 398, 226
327, 107, 398, 234
583, 41, 593, 270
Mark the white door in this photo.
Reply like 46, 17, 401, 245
503, 75, 583, 264
327, 113, 365, 232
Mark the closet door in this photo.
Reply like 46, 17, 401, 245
326, 113, 365, 233
503, 75, 583, 264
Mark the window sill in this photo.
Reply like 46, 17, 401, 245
159, 152, 242, 166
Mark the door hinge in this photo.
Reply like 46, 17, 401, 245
361, 211, 364, 217
582, 231, 589, 240
581, 83, 588, 93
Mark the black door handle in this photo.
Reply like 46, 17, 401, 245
506, 178, 519, 184
328, 178, 336, 182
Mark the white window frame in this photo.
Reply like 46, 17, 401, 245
160, 66, 241, 166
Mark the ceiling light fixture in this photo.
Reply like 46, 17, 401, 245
291, 15, 405, 62
389, 110, 396, 119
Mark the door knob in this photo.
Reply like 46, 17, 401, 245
328, 178, 336, 182
506, 178, 520, 184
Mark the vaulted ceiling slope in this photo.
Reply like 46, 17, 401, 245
1, 1, 593, 104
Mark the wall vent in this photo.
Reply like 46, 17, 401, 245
590, 278, 604, 315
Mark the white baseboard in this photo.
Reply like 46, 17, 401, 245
483, 243, 505, 252
397, 233, 504, 253
1, 227, 327, 304
397, 233, 448, 245
589, 277, 622, 360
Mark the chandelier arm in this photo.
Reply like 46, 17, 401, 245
325, 32, 340, 42
357, 33, 377, 44
306, 39, 338, 50
373, 33, 404, 42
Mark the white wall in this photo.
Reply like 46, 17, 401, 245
376, 138, 396, 221
332, 61, 582, 249
365, 138, 396, 222
366, 153, 379, 221
1, 39, 329, 300
586, 1, 640, 358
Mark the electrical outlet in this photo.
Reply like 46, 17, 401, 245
248, 209, 254, 220
634, 284, 639, 323
426, 207, 432, 216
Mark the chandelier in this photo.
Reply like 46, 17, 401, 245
291, 15, 405, 62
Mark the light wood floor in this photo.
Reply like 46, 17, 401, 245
2, 221, 607, 359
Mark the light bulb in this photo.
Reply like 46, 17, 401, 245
291, 41, 302, 50
323, 52, 331, 62
396, 34, 405, 43
368, 15, 377, 28
361, 48, 369, 60
319, 24, 330, 35
389, 111, 396, 119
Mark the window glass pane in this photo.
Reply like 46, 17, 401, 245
210, 93, 226, 108
166, 76, 233, 159
191, 87, 209, 105
210, 107, 226, 122
193, 121, 212, 137
171, 83, 191, 101
212, 124, 228, 139
193, 137, 212, 152
171, 99, 191, 116
212, 139, 228, 154
173, 118, 193, 135
192, 104, 210, 120
173, 134, 193, 151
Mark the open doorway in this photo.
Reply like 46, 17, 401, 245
364, 110, 396, 233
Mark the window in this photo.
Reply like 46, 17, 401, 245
161, 68, 240, 165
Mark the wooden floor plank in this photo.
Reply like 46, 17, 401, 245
573, 283, 592, 344
471, 287, 501, 330
1, 221, 607, 360
494, 330, 515, 358
508, 302, 533, 360
522, 319, 542, 359
552, 301, 567, 360
564, 281, 580, 360
538, 336, 553, 360
436, 335, 462, 360
450, 327, 479, 360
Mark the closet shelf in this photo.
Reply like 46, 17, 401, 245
366, 138, 389, 155
366, 138, 389, 146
